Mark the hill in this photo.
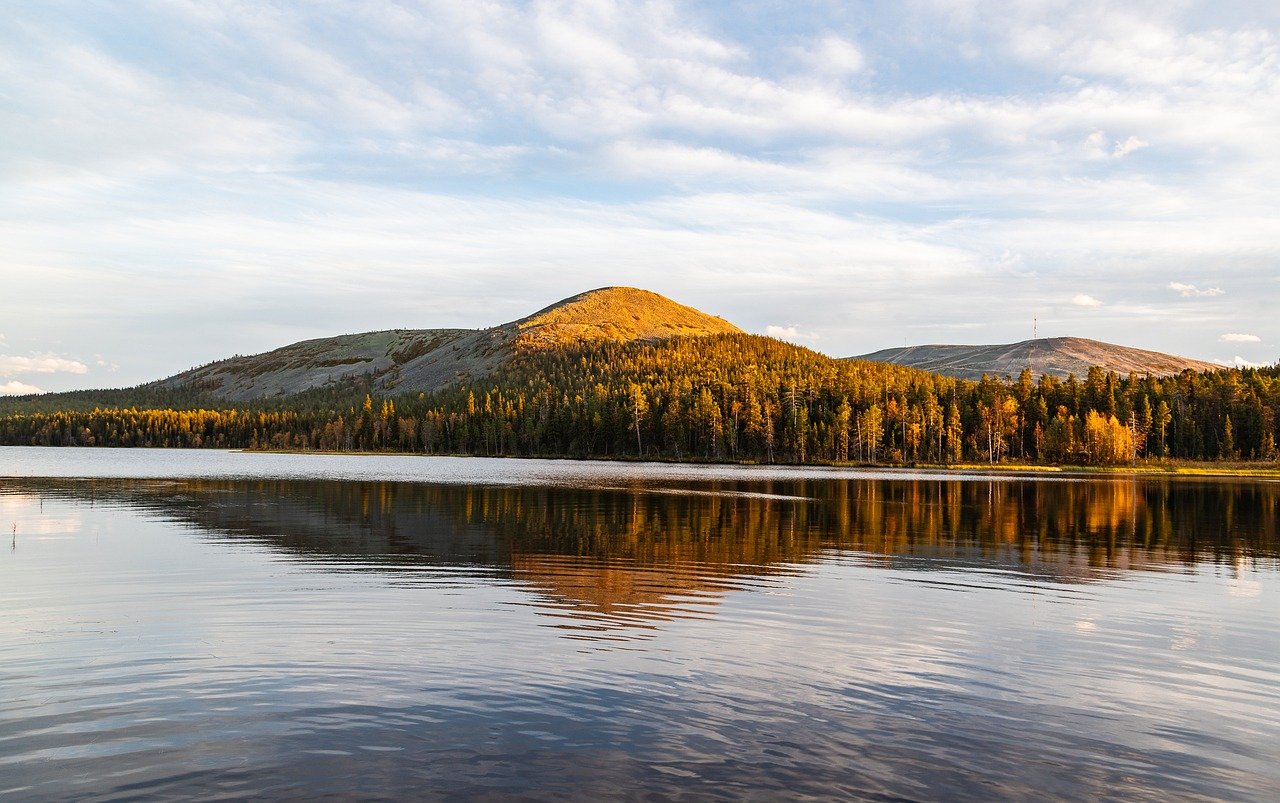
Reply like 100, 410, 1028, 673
5, 327, 1278, 465
513, 286, 741, 348
8, 287, 1276, 466
153, 287, 740, 401
851, 336, 1221, 381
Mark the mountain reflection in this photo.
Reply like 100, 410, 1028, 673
8, 475, 1278, 636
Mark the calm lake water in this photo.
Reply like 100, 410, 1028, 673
2, 447, 1278, 800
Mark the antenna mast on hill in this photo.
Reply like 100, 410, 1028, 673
1028, 317, 1038, 377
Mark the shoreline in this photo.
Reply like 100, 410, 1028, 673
238, 448, 1280, 480
3, 443, 1277, 481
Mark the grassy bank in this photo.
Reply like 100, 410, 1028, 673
913, 459, 1280, 479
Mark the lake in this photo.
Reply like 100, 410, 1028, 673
2, 447, 1278, 800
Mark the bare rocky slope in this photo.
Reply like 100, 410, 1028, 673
156, 287, 741, 401
850, 336, 1221, 381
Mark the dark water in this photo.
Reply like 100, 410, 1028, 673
1, 449, 1278, 800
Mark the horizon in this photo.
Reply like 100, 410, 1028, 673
3, 1, 1278, 394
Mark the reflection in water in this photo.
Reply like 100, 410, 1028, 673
2, 470, 1280, 801
9, 476, 1278, 638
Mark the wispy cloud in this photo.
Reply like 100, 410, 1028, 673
0, 355, 89, 376
766, 325, 820, 343
1071, 294, 1103, 308
1219, 333, 1261, 343
1083, 131, 1152, 160
1, 1, 1278, 388
1170, 282, 1225, 297
1113, 136, 1150, 158
795, 35, 866, 78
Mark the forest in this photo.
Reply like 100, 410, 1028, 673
2, 333, 1278, 466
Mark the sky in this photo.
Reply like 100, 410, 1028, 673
2, 0, 1278, 394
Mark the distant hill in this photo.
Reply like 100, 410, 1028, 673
154, 287, 741, 401
850, 336, 1221, 381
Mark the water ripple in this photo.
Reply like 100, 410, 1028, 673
1, 468, 1278, 800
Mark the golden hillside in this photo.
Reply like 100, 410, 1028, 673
512, 287, 742, 350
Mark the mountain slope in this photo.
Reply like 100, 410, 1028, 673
155, 287, 741, 401
156, 328, 475, 402
851, 336, 1221, 381
513, 286, 741, 349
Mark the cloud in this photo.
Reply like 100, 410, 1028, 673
798, 36, 866, 77
1218, 356, 1269, 368
1082, 130, 1109, 159
1084, 131, 1151, 160
1071, 294, 1103, 307
0, 1, 1278, 385
1169, 282, 1225, 297
0, 381, 43, 395
1113, 136, 1149, 158
0, 355, 89, 376
766, 325, 819, 343
1219, 333, 1261, 342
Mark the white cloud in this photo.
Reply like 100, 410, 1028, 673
800, 36, 866, 77
1113, 136, 1150, 158
1219, 333, 1261, 342
1007, 10, 1280, 93
766, 325, 820, 343
1083, 130, 1109, 159
0, 355, 89, 376
1169, 282, 1225, 297
0, 1, 1278, 385
1084, 131, 1151, 160
1071, 294, 1103, 307
0, 381, 43, 395
1218, 356, 1269, 368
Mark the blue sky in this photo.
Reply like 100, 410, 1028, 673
2, 0, 1278, 393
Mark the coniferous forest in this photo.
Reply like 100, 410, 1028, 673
2, 333, 1278, 466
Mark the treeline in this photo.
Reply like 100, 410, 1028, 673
0, 384, 222, 414
2, 334, 1278, 465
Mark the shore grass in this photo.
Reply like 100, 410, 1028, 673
925, 462, 1280, 479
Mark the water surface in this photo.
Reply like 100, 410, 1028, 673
1, 448, 1278, 800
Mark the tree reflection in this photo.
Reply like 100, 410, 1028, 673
7, 475, 1276, 637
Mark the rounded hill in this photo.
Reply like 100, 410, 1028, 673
851, 336, 1222, 381
513, 287, 742, 349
